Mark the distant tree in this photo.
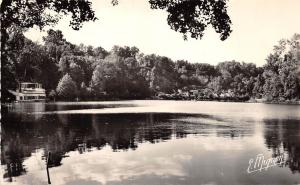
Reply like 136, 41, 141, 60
252, 74, 264, 98
43, 29, 66, 45
175, 60, 193, 87
91, 62, 119, 97
58, 56, 71, 74
111, 45, 139, 58
150, 56, 177, 93
59, 55, 96, 85
208, 76, 222, 94
36, 51, 60, 91
79, 82, 90, 99
138, 54, 157, 84
91, 48, 150, 98
262, 34, 300, 100
263, 72, 284, 100
8, 34, 59, 90
56, 74, 78, 99
1, 28, 26, 101
43, 29, 71, 63
86, 45, 94, 56
93, 46, 109, 59
195, 63, 217, 77
69, 62, 85, 87
48, 90, 57, 101
122, 57, 150, 98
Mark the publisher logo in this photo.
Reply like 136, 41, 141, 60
247, 153, 284, 173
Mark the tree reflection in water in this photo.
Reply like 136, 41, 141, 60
1, 106, 255, 182
263, 119, 300, 173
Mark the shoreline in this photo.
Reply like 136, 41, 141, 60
2, 99, 300, 106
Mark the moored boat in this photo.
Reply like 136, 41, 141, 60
8, 82, 46, 102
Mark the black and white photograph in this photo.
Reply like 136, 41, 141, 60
1, 0, 300, 185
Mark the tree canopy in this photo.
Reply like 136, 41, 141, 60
56, 73, 78, 99
0, 0, 97, 31
149, 0, 232, 40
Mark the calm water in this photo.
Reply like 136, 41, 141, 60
1, 100, 300, 185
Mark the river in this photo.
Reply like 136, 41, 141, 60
1, 100, 300, 185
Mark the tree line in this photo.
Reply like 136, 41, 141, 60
2, 29, 300, 102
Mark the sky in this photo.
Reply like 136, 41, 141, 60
25, 0, 300, 66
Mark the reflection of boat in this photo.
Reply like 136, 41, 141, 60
8, 82, 46, 102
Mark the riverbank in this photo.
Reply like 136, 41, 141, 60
248, 98, 300, 105
2, 98, 300, 107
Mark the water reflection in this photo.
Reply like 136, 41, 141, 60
1, 102, 300, 185
1, 138, 27, 182
2, 113, 253, 180
263, 119, 300, 173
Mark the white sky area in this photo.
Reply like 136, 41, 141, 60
25, 0, 300, 66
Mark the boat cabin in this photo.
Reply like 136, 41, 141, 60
14, 82, 46, 101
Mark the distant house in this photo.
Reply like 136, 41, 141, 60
189, 89, 199, 96
8, 82, 46, 102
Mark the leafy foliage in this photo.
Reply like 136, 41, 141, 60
56, 74, 78, 99
0, 0, 97, 31
149, 0, 232, 40
262, 34, 300, 100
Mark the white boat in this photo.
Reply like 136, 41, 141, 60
8, 82, 46, 102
